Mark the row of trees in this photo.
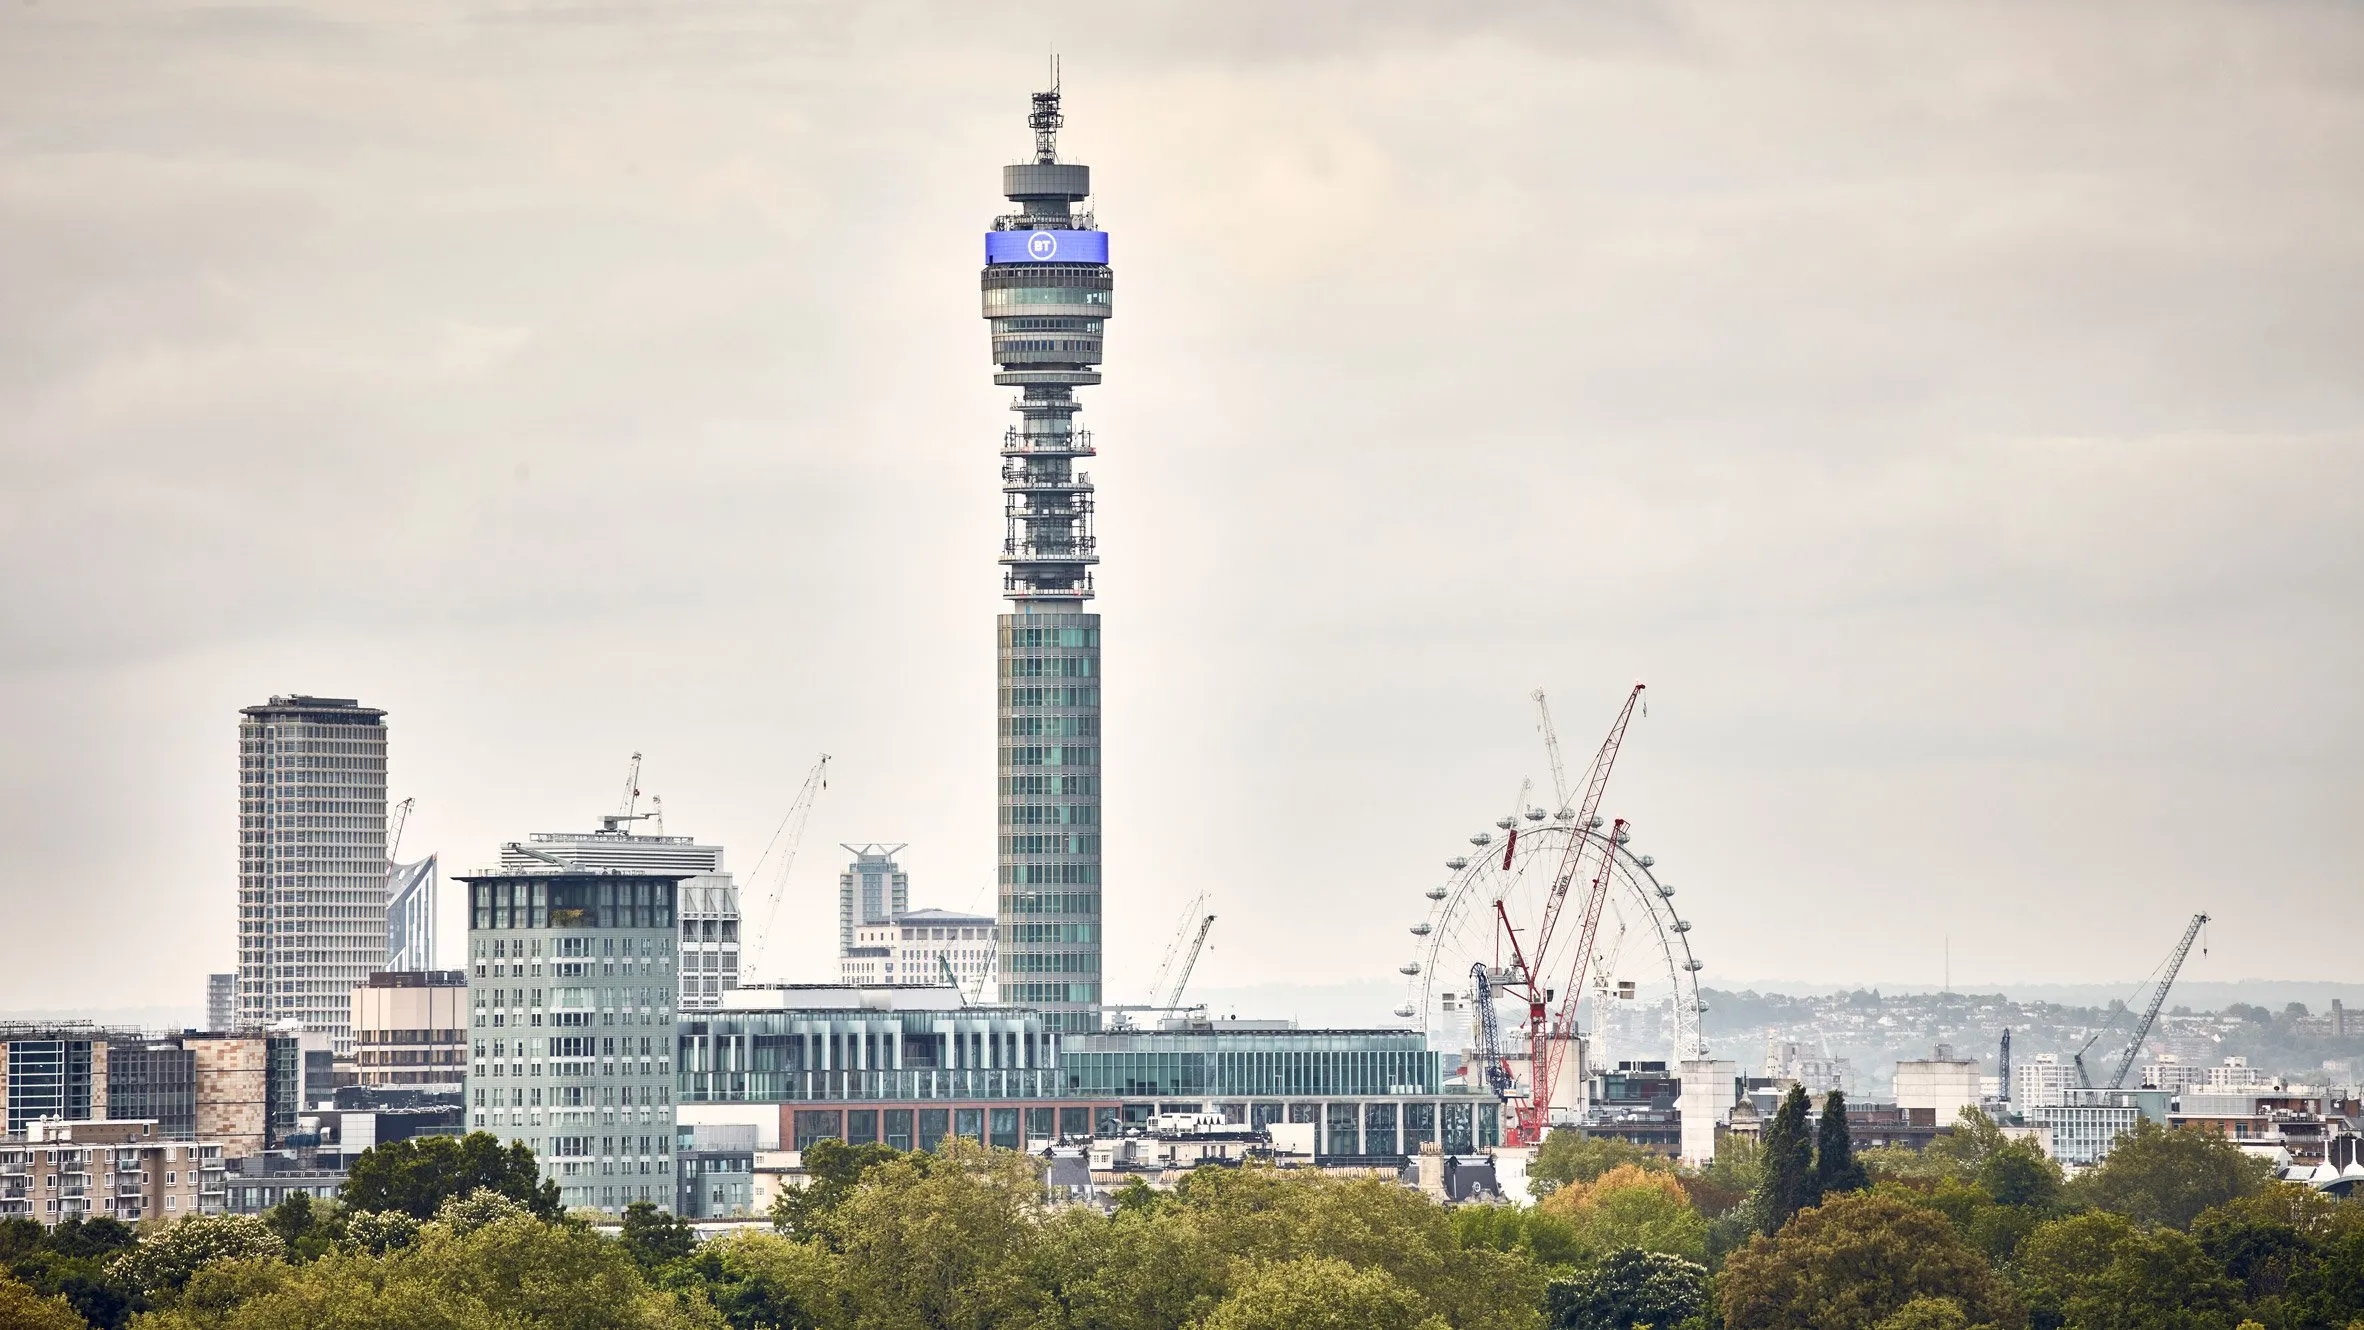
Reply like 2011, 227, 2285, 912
2, 1106, 2358, 1330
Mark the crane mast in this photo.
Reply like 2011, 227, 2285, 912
1470, 962, 1514, 1099
1159, 913, 1216, 1011
1508, 683, 1645, 1146
2108, 913, 2208, 1091
1532, 689, 1571, 817
744, 754, 831, 979
387, 796, 415, 863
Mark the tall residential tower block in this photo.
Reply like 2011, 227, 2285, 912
235, 695, 388, 1052
985, 81, 1110, 1032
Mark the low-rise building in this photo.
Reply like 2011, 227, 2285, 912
0, 1025, 302, 1154
1895, 1045, 1982, 1125
676, 1123, 759, 1219
2031, 1088, 2171, 1167
840, 909, 998, 998
0, 1119, 224, 1225
351, 970, 467, 1088
680, 984, 1099, 1152
1061, 1019, 1496, 1158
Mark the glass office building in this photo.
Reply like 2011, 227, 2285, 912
678, 986, 1112, 1150
1061, 1026, 1500, 1157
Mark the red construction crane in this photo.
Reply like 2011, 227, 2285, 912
1505, 683, 1645, 1146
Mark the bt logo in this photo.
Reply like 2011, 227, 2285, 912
1027, 231, 1060, 260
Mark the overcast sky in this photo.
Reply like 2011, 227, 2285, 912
2, 2, 2358, 1018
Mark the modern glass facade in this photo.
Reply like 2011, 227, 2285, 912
462, 870, 681, 1215
1061, 1028, 1500, 1157
987, 85, 1112, 1034
1061, 1030, 1443, 1100
3, 1039, 97, 1132
678, 1003, 1061, 1105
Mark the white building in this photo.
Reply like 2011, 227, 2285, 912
840, 909, 997, 999
1895, 1044, 1982, 1125
2141, 1053, 2208, 1093
2014, 1052, 2080, 1110
236, 695, 390, 1054
1765, 1039, 1851, 1096
2208, 1056, 2274, 1090
501, 818, 739, 1010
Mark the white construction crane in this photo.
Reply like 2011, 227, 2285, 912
1146, 891, 1208, 1006
601, 752, 659, 834
1156, 912, 1216, 1012
387, 796, 415, 863
744, 754, 831, 980
1533, 689, 1571, 817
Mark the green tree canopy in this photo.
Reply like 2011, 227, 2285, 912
1753, 1085, 1817, 1237
1529, 1132, 1674, 1196
1977, 1140, 2063, 1209
619, 1200, 699, 1271
340, 1131, 561, 1221
2015, 1210, 2242, 1330
138, 1213, 719, 1330
1815, 1090, 1870, 1201
1195, 1255, 1442, 1330
653, 1231, 835, 1330
2067, 1120, 2272, 1230
113, 1214, 286, 1299
768, 1141, 910, 1244
1537, 1165, 1708, 1263
1720, 1191, 2023, 1330
0, 1271, 90, 1330
1545, 1247, 1707, 1330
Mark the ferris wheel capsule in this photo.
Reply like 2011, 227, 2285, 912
1495, 817, 1515, 830
1445, 857, 1469, 870
1399, 961, 1422, 975
1393, 1005, 1416, 1019
1636, 854, 1654, 868
1425, 886, 1448, 900
1587, 815, 1605, 829
1525, 808, 1546, 821
1409, 923, 1432, 936
1470, 832, 1492, 846
1657, 883, 1675, 897
1672, 919, 1691, 933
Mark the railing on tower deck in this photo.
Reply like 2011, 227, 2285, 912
1002, 468, 1093, 488
1004, 427, 1093, 452
1003, 579, 1093, 598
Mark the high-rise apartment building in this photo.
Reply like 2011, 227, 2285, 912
499, 818, 739, 1010
206, 974, 237, 1033
984, 81, 1110, 1032
836, 844, 910, 955
235, 695, 389, 1052
460, 867, 682, 1215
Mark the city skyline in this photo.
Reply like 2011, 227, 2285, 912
1, 4, 2359, 1015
